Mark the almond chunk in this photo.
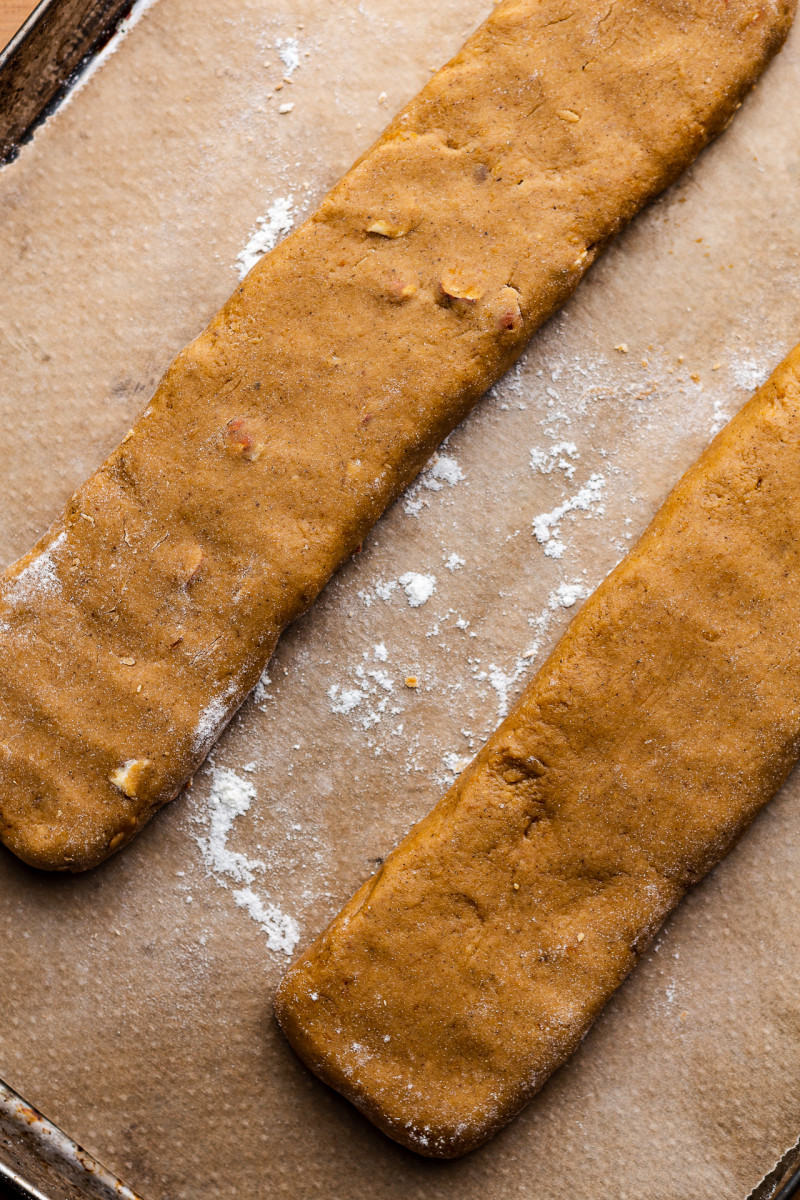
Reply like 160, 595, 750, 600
109, 758, 153, 799
367, 218, 413, 238
439, 269, 484, 302
386, 277, 417, 303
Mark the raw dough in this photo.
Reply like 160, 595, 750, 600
276, 347, 800, 1156
0, 0, 792, 870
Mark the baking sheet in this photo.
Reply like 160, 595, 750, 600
0, 1077, 144, 1200
0, 0, 137, 165
1, 1, 799, 1196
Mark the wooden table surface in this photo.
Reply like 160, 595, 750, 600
0, 0, 38, 52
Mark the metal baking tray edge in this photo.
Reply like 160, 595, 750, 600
0, 1080, 145, 1200
0, 1, 798, 1197
0, 8, 151, 1198
0, 0, 135, 165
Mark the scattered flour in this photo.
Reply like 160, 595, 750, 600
532, 472, 606, 559
5, 531, 66, 607
328, 657, 397, 728
398, 572, 436, 607
198, 767, 262, 885
328, 684, 365, 715
442, 750, 471, 779
232, 887, 299, 956
253, 666, 272, 710
404, 452, 465, 515
524, 579, 591, 662
550, 581, 589, 609
530, 441, 579, 480
484, 579, 582, 719
423, 455, 464, 489
236, 195, 296, 279
729, 355, 771, 393
375, 579, 398, 601
194, 766, 299, 956
275, 36, 301, 75
487, 660, 527, 721
370, 668, 394, 691
444, 552, 465, 572
192, 682, 239, 754
709, 397, 732, 437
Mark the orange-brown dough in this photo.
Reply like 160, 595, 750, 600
276, 349, 800, 1157
0, 0, 792, 871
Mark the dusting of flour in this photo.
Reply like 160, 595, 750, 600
275, 36, 301, 75
532, 472, 606, 559
194, 766, 299, 956
404, 452, 466, 515
5, 531, 66, 607
192, 680, 242, 755
398, 572, 436, 607
236, 196, 296, 279
198, 766, 263, 884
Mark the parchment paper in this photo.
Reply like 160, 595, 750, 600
1, 2, 799, 1197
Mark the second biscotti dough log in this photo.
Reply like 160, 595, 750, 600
275, 348, 800, 1157
0, 0, 792, 871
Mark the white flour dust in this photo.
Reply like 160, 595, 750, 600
367, 571, 436, 607
398, 572, 436, 607
530, 441, 580, 480
275, 36, 301, 75
236, 195, 296, 279
233, 888, 299, 957
729, 355, 771, 393
253, 666, 272, 710
193, 766, 299, 956
550, 581, 590, 609
328, 643, 397, 728
485, 581, 588, 720
423, 455, 464, 489
532, 472, 606, 559
442, 750, 471, 776
192, 678, 244, 755
4, 531, 66, 607
404, 452, 466, 515
523, 579, 592, 664
487, 660, 526, 721
198, 766, 263, 884
328, 683, 369, 716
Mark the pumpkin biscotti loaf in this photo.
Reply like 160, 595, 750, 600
276, 347, 800, 1157
0, 0, 793, 871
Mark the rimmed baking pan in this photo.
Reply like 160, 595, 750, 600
1, 1, 800, 1196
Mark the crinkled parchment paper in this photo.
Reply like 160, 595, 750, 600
0, 1, 799, 1196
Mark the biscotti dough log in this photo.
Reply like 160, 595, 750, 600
0, 0, 792, 872
275, 347, 800, 1157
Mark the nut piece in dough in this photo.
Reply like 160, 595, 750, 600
276, 346, 800, 1157
109, 759, 153, 800
0, 0, 792, 871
